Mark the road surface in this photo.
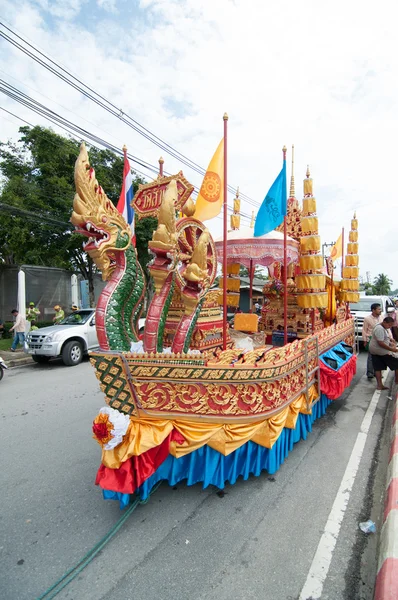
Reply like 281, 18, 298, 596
0, 353, 393, 600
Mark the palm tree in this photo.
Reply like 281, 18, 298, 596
373, 273, 392, 295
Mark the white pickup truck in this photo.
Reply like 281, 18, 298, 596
25, 309, 98, 366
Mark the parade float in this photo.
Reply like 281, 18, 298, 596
71, 135, 358, 509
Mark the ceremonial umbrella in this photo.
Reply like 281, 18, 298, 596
214, 226, 299, 311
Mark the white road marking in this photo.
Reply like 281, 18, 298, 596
299, 384, 382, 600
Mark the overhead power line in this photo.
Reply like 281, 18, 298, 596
0, 94, 254, 224
0, 21, 260, 209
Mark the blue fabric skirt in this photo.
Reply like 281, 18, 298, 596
103, 393, 331, 509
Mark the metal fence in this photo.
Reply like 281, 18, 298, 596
0, 264, 105, 323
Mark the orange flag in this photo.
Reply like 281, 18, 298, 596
330, 232, 343, 263
193, 138, 224, 222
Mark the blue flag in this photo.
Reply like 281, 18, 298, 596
254, 161, 287, 237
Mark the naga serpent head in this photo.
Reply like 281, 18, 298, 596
71, 143, 131, 281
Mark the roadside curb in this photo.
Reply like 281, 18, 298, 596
1, 351, 33, 368
374, 391, 398, 600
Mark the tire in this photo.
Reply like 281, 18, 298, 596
62, 340, 83, 366
32, 355, 50, 364
0, 367, 3, 381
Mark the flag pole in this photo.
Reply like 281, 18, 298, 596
283, 145, 288, 345
249, 259, 254, 313
222, 113, 229, 350
341, 227, 345, 278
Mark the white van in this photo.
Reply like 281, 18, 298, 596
349, 295, 395, 342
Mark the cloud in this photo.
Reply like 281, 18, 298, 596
97, 0, 117, 13
1, 0, 397, 286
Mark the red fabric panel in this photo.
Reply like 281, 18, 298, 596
96, 429, 185, 494
374, 557, 398, 600
319, 354, 357, 400
384, 478, 398, 522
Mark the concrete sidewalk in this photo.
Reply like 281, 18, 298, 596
1, 349, 33, 368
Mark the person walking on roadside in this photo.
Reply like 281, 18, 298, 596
9, 309, 27, 352
369, 316, 398, 390
362, 303, 383, 380
53, 305, 65, 325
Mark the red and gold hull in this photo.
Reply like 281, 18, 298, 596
90, 318, 354, 424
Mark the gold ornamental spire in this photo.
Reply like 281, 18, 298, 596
340, 212, 360, 303
230, 187, 240, 230
304, 165, 313, 197
289, 144, 295, 197
295, 165, 328, 311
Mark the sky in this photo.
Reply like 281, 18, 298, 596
0, 0, 397, 286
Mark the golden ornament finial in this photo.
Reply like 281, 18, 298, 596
236, 186, 239, 198
159, 156, 164, 164
122, 144, 127, 153
223, 112, 229, 120
250, 211, 255, 228
353, 211, 356, 218
290, 144, 295, 197
303, 165, 313, 196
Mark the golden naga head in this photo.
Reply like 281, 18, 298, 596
71, 143, 131, 281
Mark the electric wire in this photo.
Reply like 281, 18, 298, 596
0, 22, 260, 208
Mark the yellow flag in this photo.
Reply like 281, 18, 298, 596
330, 232, 343, 263
193, 138, 224, 222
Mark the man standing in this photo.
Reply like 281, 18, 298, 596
9, 309, 27, 352
362, 303, 383, 380
369, 316, 398, 390
53, 305, 65, 324
26, 302, 40, 323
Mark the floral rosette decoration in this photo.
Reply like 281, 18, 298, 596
269, 279, 283, 297
92, 406, 130, 451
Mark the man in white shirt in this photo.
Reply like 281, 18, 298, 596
362, 303, 383, 379
369, 316, 398, 390
10, 309, 27, 352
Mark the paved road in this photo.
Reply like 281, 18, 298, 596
0, 353, 393, 600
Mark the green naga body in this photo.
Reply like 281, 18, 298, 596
71, 143, 146, 351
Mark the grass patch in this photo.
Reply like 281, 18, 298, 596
0, 338, 13, 351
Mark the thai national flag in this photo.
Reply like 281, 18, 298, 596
116, 151, 135, 245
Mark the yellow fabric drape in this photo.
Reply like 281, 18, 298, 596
349, 231, 358, 242
102, 385, 319, 468
219, 277, 241, 292
351, 218, 358, 231
302, 198, 316, 214
230, 214, 240, 229
301, 216, 318, 233
296, 274, 326, 290
341, 279, 359, 291
340, 291, 360, 302
217, 293, 240, 307
227, 263, 240, 275
300, 235, 320, 253
347, 242, 358, 254
325, 276, 337, 323
343, 266, 359, 278
296, 292, 329, 308
299, 255, 323, 271
345, 255, 359, 266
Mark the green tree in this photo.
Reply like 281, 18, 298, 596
0, 126, 155, 305
372, 273, 392, 295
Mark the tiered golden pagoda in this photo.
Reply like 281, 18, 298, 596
340, 213, 360, 303
218, 187, 241, 308
276, 145, 302, 241
295, 167, 328, 310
